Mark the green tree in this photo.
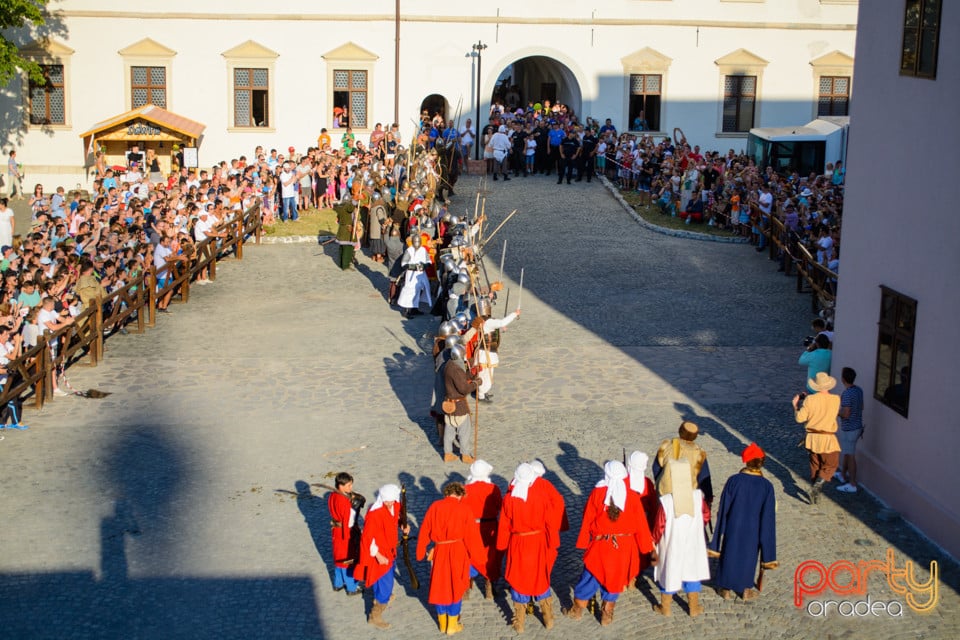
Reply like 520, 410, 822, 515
0, 0, 47, 86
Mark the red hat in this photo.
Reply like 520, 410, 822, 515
742, 443, 765, 464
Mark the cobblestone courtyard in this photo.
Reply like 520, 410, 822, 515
0, 174, 956, 639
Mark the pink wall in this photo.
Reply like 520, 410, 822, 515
833, 0, 960, 557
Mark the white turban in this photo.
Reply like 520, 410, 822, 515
595, 460, 628, 511
369, 483, 401, 513
510, 463, 537, 502
467, 459, 493, 485
627, 451, 650, 494
498, 125, 507, 133
529, 459, 546, 477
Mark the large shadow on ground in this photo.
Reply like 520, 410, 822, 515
0, 421, 325, 639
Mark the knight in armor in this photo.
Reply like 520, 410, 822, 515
397, 234, 432, 318
367, 191, 389, 263
470, 299, 520, 403
334, 201, 359, 271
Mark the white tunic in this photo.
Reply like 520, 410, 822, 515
397, 246, 432, 309
653, 490, 711, 592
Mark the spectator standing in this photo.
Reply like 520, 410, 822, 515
0, 198, 15, 248
798, 334, 832, 393
7, 150, 23, 199
459, 118, 475, 166
279, 162, 299, 222
835, 367, 864, 493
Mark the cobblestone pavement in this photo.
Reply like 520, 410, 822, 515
1, 173, 956, 639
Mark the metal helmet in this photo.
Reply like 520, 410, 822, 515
450, 235, 465, 247
449, 215, 460, 226
477, 297, 492, 318
437, 321, 457, 338
365, 178, 375, 188
457, 271, 471, 285
371, 190, 382, 202
454, 313, 469, 331
411, 234, 422, 248
449, 344, 466, 362
444, 334, 462, 350
441, 212, 452, 223
421, 216, 435, 230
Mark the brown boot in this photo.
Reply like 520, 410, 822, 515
688, 591, 704, 617
539, 596, 555, 630
653, 593, 672, 616
484, 580, 494, 600
600, 600, 616, 626
368, 602, 391, 629
512, 603, 526, 633
563, 598, 588, 620
742, 588, 758, 602
443, 452, 458, 463
717, 587, 733, 600
461, 454, 475, 464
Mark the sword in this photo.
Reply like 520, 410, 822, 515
518, 267, 524, 310
478, 208, 518, 252
498, 239, 506, 285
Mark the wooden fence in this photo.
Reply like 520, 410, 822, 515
763, 216, 839, 313
0, 201, 262, 410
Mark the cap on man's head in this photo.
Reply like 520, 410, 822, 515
1, 245, 11, 254
741, 442, 765, 464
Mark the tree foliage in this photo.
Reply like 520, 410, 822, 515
0, 0, 48, 86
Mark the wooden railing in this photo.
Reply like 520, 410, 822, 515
763, 216, 838, 313
0, 201, 262, 410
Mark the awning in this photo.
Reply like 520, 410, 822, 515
79, 104, 206, 155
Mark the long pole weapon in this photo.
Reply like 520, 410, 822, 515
518, 267, 524, 311
478, 208, 518, 252
465, 265, 492, 460
498, 239, 507, 285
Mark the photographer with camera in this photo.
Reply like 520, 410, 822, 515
799, 333, 832, 393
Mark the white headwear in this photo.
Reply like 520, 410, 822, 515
529, 459, 546, 477
595, 460, 628, 511
498, 125, 507, 133
510, 463, 537, 502
627, 451, 650, 494
467, 459, 493, 485
369, 483, 401, 513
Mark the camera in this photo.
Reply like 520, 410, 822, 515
802, 336, 815, 347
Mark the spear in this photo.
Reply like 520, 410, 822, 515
478, 208, 518, 252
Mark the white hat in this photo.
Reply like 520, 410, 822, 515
510, 463, 537, 502
467, 459, 493, 485
595, 460, 628, 511
627, 451, 650, 494
369, 483, 402, 512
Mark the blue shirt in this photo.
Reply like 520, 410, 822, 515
840, 385, 864, 431
799, 348, 832, 392
548, 129, 565, 147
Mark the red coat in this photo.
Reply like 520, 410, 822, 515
531, 477, 568, 571
328, 492, 359, 568
496, 488, 552, 596
627, 475, 659, 572
462, 482, 503, 581
355, 505, 399, 586
575, 487, 654, 593
416, 496, 485, 605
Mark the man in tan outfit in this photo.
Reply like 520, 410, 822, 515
793, 371, 841, 504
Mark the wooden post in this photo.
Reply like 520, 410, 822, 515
181, 262, 190, 303
93, 302, 103, 365
210, 250, 217, 282
148, 266, 157, 327
34, 335, 47, 409
135, 278, 145, 333
236, 217, 244, 260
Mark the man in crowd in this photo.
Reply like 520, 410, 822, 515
326, 472, 362, 596
558, 128, 581, 185
462, 459, 503, 599
793, 371, 842, 504
652, 421, 713, 508
355, 484, 409, 630
497, 463, 556, 633
334, 201, 358, 271
442, 343, 478, 463
416, 481, 484, 635
565, 460, 654, 626
835, 367, 864, 493
708, 443, 778, 602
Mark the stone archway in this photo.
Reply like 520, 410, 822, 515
491, 56, 583, 119
419, 94, 450, 124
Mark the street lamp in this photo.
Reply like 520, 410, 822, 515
472, 41, 487, 161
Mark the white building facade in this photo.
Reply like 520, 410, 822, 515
833, 0, 959, 558
2, 0, 858, 189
